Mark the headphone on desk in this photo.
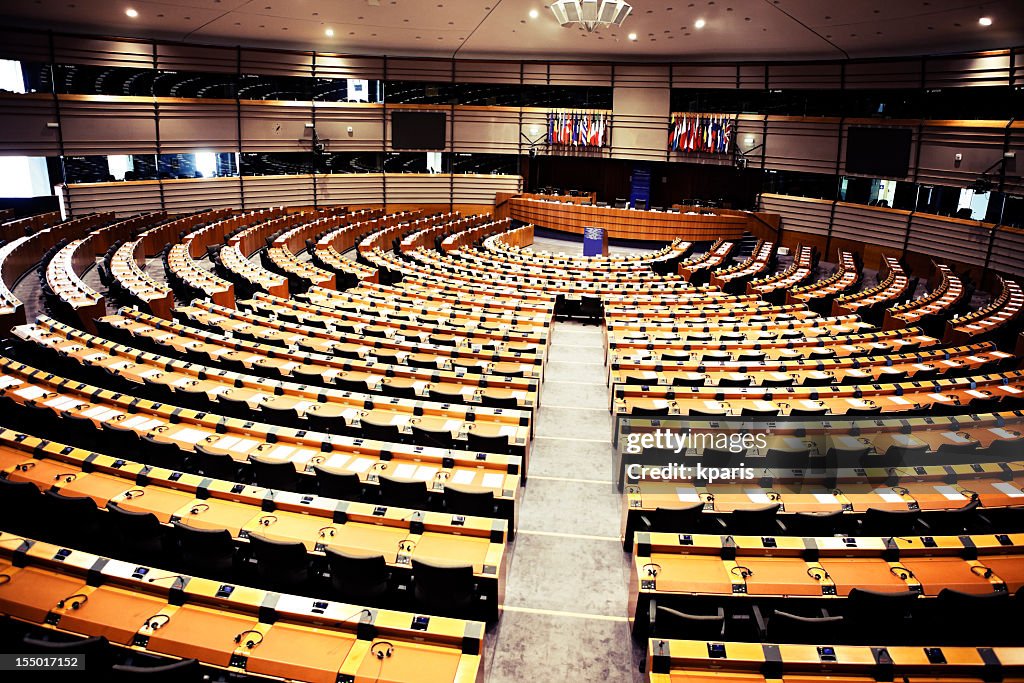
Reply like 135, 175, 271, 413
234, 630, 264, 649
189, 504, 209, 515
144, 614, 171, 630
57, 593, 88, 610
371, 641, 394, 660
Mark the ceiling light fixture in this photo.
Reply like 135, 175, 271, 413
694, 18, 706, 29
628, 32, 637, 40
550, 0, 632, 32
325, 27, 335, 36
978, 16, 992, 26
529, 9, 539, 19
125, 7, 138, 17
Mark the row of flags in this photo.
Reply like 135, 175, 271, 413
669, 112, 734, 154
547, 111, 609, 148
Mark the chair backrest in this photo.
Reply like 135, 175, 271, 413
250, 455, 300, 492
248, 533, 309, 589
313, 466, 363, 501
845, 587, 919, 619
411, 558, 475, 615
325, 548, 390, 602
43, 489, 99, 533
194, 448, 239, 481
645, 503, 704, 533
766, 610, 845, 644
652, 604, 725, 640
23, 634, 111, 677
173, 522, 235, 575
443, 484, 495, 518
110, 657, 202, 682
378, 474, 430, 509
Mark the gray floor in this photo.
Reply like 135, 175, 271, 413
485, 320, 644, 683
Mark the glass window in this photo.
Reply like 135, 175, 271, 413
0, 156, 51, 196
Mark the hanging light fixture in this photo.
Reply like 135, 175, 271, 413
549, 0, 633, 32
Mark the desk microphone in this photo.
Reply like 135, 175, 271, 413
147, 573, 187, 587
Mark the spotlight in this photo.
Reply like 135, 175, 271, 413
529, 9, 539, 19
125, 8, 138, 17
694, 18, 706, 29
978, 16, 992, 26
628, 32, 637, 40
325, 28, 335, 37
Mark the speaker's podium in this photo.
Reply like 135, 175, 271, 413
583, 226, 608, 257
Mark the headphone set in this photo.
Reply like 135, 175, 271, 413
53, 472, 77, 483
371, 641, 394, 660
233, 630, 264, 649
144, 614, 171, 630
15, 462, 35, 472
189, 504, 210, 515
318, 526, 336, 539
123, 489, 145, 500
258, 515, 277, 527
642, 563, 661, 578
57, 593, 88, 610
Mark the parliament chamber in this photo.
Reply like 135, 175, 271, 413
0, 1, 1023, 682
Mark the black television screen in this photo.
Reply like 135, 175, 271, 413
391, 111, 446, 150
845, 127, 912, 177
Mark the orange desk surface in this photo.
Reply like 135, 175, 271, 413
817, 558, 909, 596
0, 566, 87, 623
146, 603, 257, 667
355, 638, 463, 683
245, 621, 356, 683
55, 585, 167, 645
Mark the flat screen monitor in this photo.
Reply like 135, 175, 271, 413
391, 111, 446, 150
845, 127, 912, 178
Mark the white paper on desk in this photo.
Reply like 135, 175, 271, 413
0, 376, 22, 388
675, 486, 701, 503
348, 457, 373, 473
929, 393, 953, 402
13, 386, 47, 400
413, 465, 437, 481
813, 493, 840, 505
45, 396, 80, 410
888, 396, 911, 405
172, 427, 207, 445
139, 369, 163, 379
136, 418, 164, 431
745, 489, 773, 504
322, 454, 351, 470
999, 385, 1023, 394
208, 386, 229, 397
965, 389, 990, 399
941, 431, 973, 444
872, 488, 906, 503
933, 485, 967, 501
480, 472, 505, 489
120, 415, 153, 429
392, 463, 417, 479
451, 469, 476, 485
703, 400, 724, 411
990, 428, 1022, 440
172, 377, 196, 388
279, 362, 298, 374
268, 445, 295, 459
227, 438, 259, 454
992, 482, 1024, 498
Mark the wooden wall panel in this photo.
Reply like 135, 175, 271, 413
915, 121, 1007, 187
671, 64, 736, 89
832, 202, 908, 251
924, 52, 1012, 89
452, 174, 521, 206
386, 58, 453, 82
242, 174, 315, 209
758, 194, 831, 236
158, 100, 238, 154
452, 107, 521, 155
314, 103, 385, 151
63, 181, 162, 217
52, 36, 152, 69
59, 96, 158, 155
240, 49, 314, 77
763, 118, 840, 174
315, 54, 385, 81
161, 176, 242, 214
611, 77, 669, 162
0, 94, 60, 156
318, 173, 385, 205
455, 60, 520, 84
907, 213, 991, 267
240, 101, 313, 152
155, 44, 237, 74
768, 63, 842, 90
550, 63, 613, 87
844, 59, 922, 89
386, 174, 452, 205
990, 228, 1024, 279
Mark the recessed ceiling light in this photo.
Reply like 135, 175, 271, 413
628, 32, 637, 40
325, 28, 334, 36
978, 16, 992, 26
529, 8, 538, 18
694, 18, 706, 28
125, 7, 138, 17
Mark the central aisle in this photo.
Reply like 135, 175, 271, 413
485, 320, 643, 682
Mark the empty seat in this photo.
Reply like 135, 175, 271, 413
728, 503, 783, 536
411, 559, 477, 618
172, 522, 236, 581
313, 465, 363, 501
765, 609, 844, 644
247, 534, 311, 593
250, 455, 301, 492
0, 477, 43, 536
22, 635, 111, 679
649, 603, 725, 640
106, 502, 167, 563
41, 490, 102, 551
443, 484, 496, 518
325, 548, 391, 605
110, 658, 202, 682
378, 474, 431, 510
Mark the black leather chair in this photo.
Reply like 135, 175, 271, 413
728, 503, 784, 536
649, 603, 725, 640
639, 503, 706, 534
110, 658, 202, 682
765, 609, 845, 644
247, 534, 311, 593
378, 474, 431, 510
193, 447, 248, 482
411, 559, 476, 618
0, 477, 43, 537
172, 522, 236, 581
325, 548, 391, 605
312, 466, 363, 501
106, 502, 167, 564
860, 507, 925, 537
41, 490, 102, 552
22, 635, 111, 679
250, 455, 302, 492
442, 484, 496, 518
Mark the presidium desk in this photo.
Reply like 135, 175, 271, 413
497, 194, 779, 243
